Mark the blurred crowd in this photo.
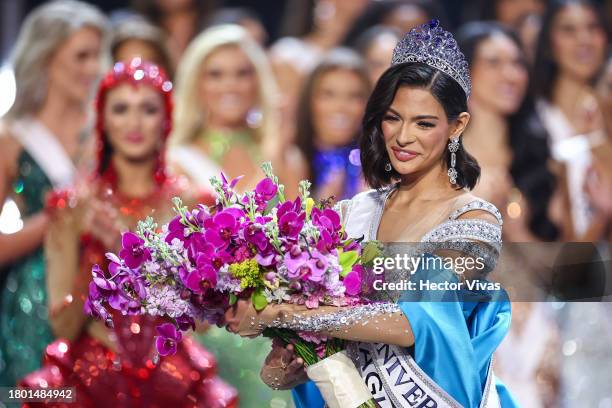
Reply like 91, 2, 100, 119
0, 0, 610, 407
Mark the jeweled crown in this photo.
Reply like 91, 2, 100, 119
391, 19, 471, 98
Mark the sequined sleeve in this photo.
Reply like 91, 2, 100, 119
262, 302, 412, 347
421, 199, 503, 274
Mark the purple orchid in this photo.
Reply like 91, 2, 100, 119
165, 216, 186, 244
316, 229, 334, 253
256, 251, 277, 267
312, 208, 342, 235
92, 264, 117, 291
195, 255, 219, 285
191, 241, 231, 271
85, 282, 114, 327
89, 264, 126, 312
204, 209, 243, 249
343, 265, 363, 296
155, 323, 183, 356
119, 232, 151, 269
283, 246, 309, 278
244, 222, 268, 251
279, 211, 305, 240
307, 250, 329, 282
254, 178, 278, 208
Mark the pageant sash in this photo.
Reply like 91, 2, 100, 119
167, 145, 222, 189
11, 118, 76, 189
354, 342, 500, 408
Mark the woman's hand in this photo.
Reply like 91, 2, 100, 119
223, 299, 283, 338
260, 338, 308, 390
82, 198, 124, 252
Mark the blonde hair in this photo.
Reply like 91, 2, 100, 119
6, 0, 109, 120
171, 24, 279, 147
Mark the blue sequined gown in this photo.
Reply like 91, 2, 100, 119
0, 151, 54, 386
312, 146, 361, 200
292, 188, 520, 407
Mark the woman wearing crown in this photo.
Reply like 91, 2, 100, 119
18, 59, 238, 407
222, 21, 519, 408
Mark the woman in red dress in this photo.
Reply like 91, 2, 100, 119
20, 59, 238, 408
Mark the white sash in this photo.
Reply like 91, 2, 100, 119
354, 342, 500, 408
343, 190, 501, 408
11, 118, 75, 188
167, 145, 221, 189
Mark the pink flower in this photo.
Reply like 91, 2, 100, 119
155, 323, 182, 356
255, 177, 278, 203
307, 251, 329, 282
119, 232, 151, 269
344, 265, 363, 296
203, 209, 243, 249
165, 216, 186, 244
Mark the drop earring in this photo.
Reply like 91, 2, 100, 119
385, 162, 392, 172
447, 137, 460, 185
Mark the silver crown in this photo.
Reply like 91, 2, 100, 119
391, 19, 471, 98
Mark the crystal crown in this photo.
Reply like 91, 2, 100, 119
391, 19, 471, 98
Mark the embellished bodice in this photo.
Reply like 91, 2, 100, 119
339, 187, 502, 243
337, 187, 503, 302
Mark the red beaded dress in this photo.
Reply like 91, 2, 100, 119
19, 60, 238, 408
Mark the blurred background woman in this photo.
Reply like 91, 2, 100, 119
20, 59, 237, 407
168, 24, 295, 407
168, 24, 299, 196
533, 0, 608, 239
458, 21, 562, 243
270, 0, 369, 122
0, 0, 107, 386
294, 48, 370, 200
457, 23, 562, 407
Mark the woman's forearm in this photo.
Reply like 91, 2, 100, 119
268, 303, 414, 347
49, 294, 89, 341
0, 212, 49, 266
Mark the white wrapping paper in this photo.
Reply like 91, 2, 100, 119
305, 351, 373, 408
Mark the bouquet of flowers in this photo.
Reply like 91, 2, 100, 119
86, 163, 382, 408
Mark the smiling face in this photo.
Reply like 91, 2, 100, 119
471, 33, 528, 115
381, 86, 469, 178
104, 83, 165, 163
311, 68, 368, 148
550, 3, 606, 82
47, 26, 102, 105
198, 45, 258, 129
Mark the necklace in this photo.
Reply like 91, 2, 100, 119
199, 129, 262, 164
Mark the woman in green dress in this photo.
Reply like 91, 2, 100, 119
0, 0, 107, 386
167, 24, 299, 407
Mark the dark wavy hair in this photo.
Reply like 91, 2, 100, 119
360, 62, 480, 190
456, 21, 560, 240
